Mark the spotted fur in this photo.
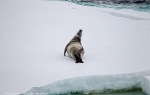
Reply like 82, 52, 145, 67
64, 29, 84, 63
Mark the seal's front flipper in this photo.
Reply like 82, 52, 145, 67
64, 44, 69, 56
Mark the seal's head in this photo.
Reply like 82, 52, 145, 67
76, 29, 82, 38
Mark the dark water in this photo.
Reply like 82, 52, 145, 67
56, 0, 150, 13
72, 91, 145, 95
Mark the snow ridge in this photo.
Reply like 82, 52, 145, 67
21, 70, 150, 95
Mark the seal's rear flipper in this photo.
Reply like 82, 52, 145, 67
80, 58, 84, 63
76, 61, 79, 63
80, 61, 84, 63
74, 55, 79, 63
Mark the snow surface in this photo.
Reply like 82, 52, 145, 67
0, 0, 150, 95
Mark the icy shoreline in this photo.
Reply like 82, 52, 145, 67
57, 0, 150, 13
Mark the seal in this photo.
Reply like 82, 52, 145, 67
64, 29, 84, 63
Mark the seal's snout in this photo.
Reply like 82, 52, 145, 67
79, 29, 82, 33
78, 29, 82, 36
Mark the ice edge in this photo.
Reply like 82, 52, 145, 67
21, 70, 150, 95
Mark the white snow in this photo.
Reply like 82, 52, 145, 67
0, 0, 150, 95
